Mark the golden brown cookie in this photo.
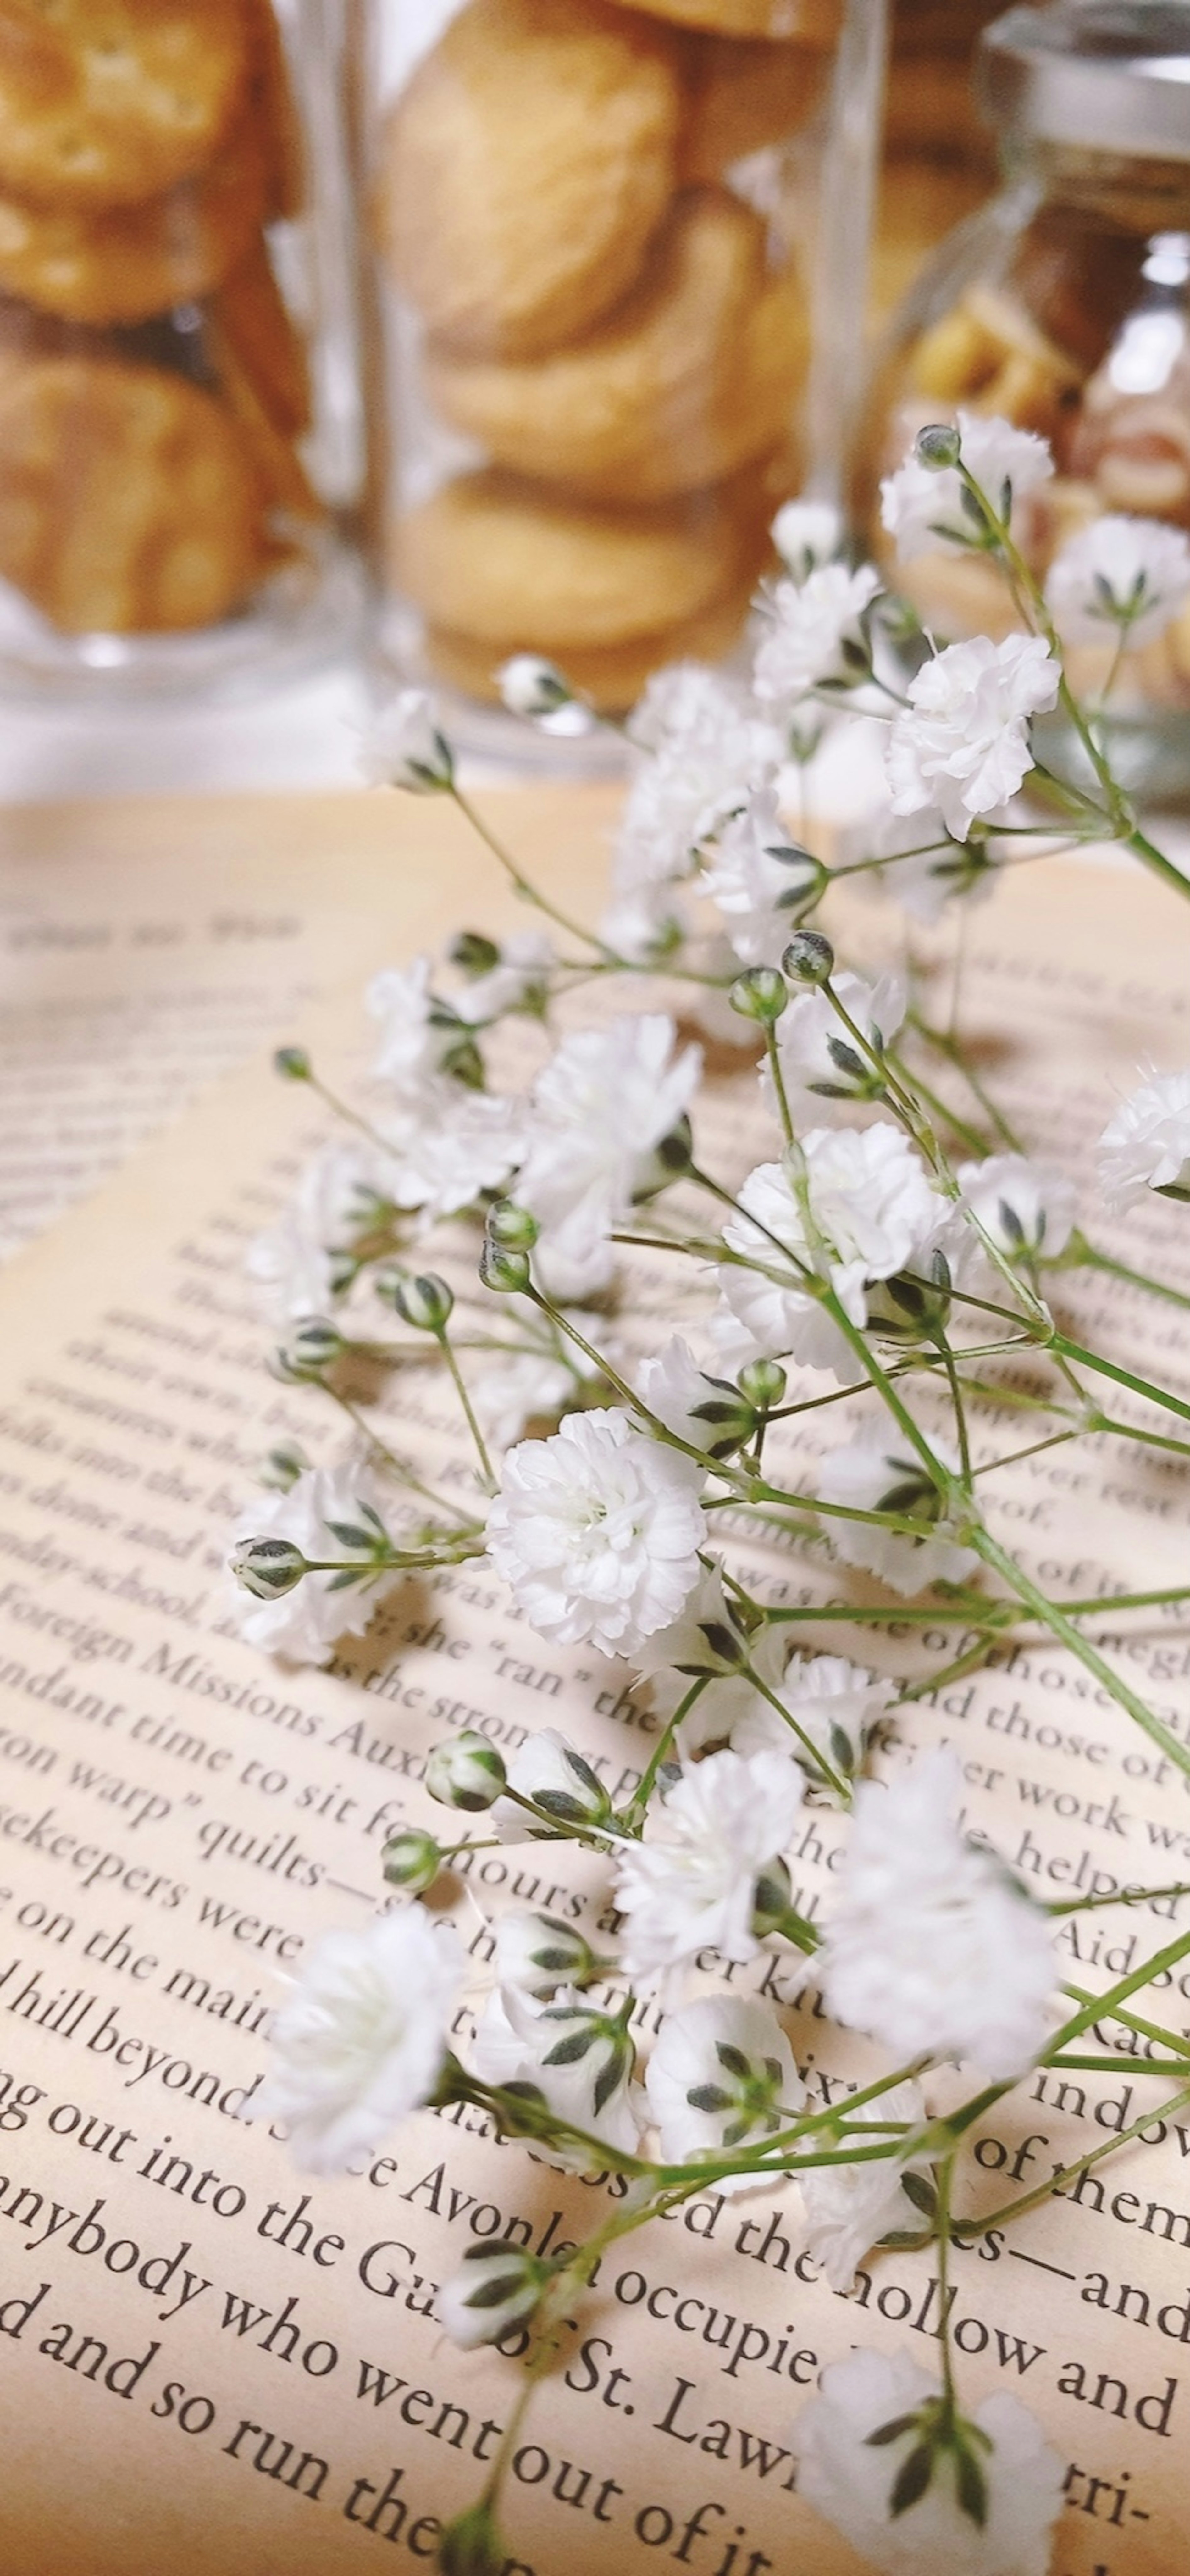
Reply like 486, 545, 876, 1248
426, 577, 756, 709
0, 352, 264, 631
0, 0, 252, 212
908, 284, 1081, 436
245, 0, 305, 220
209, 237, 311, 434
374, 0, 683, 358
393, 468, 748, 648
0, 114, 268, 326
208, 320, 322, 525
426, 187, 804, 502
678, 33, 822, 178
608, 0, 839, 42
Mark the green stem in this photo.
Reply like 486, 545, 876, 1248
438, 1329, 496, 1492
969, 1525, 1190, 1782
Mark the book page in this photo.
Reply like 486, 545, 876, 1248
0, 786, 617, 1258
0, 822, 1185, 2575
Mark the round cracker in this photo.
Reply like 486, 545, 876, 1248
0, 351, 264, 631
0, 0, 251, 211
0, 113, 268, 326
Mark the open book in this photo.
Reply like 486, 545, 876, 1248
0, 799, 1186, 2575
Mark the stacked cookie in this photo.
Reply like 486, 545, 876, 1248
374, 0, 836, 707
0, 0, 318, 638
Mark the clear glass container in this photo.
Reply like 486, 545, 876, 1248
0, 0, 363, 702
354, 0, 887, 752
862, 0, 1190, 800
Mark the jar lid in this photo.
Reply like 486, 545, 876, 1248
979, 1, 1190, 161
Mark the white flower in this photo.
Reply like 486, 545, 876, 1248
879, 411, 1053, 562
252, 1908, 463, 2173
753, 563, 883, 705
366, 956, 459, 1098
733, 1649, 896, 1781
492, 1726, 612, 1841
470, 1985, 643, 2164
453, 932, 554, 1023
613, 1747, 805, 1986
635, 1334, 731, 1460
821, 1747, 1054, 2076
886, 634, 1060, 841
246, 1141, 388, 1323
798, 2078, 928, 2289
1099, 1066, 1190, 1211
701, 786, 819, 964
436, 2242, 548, 2349
816, 1429, 977, 1595
497, 653, 574, 719
645, 1994, 804, 2178
839, 798, 1001, 925
517, 1015, 700, 1288
717, 1129, 941, 1377
768, 970, 906, 1125
633, 1557, 756, 1745
956, 1152, 1076, 1261
794, 2347, 1063, 2576
385, 1082, 523, 1221
486, 1408, 705, 1654
1047, 513, 1190, 647
771, 496, 844, 578
617, 665, 781, 888
227, 1465, 392, 1664
357, 688, 451, 791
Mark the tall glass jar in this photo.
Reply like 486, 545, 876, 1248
355, 0, 887, 749
0, 0, 362, 701
861, 0, 1190, 799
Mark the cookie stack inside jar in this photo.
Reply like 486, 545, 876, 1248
863, 0, 1190, 786
366, 0, 877, 723
0, 0, 351, 681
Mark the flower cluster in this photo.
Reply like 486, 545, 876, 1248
225, 419, 1190, 2576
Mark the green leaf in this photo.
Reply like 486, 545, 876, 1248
900, 2170, 938, 2218
592, 2046, 628, 2115
890, 2442, 935, 2518
955, 2440, 989, 2529
715, 2041, 752, 2082
325, 1520, 377, 1551
466, 2270, 530, 2310
866, 2412, 922, 2448
687, 2084, 734, 2114
541, 2027, 597, 2067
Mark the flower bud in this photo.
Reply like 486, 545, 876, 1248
273, 1045, 311, 1082
487, 1200, 539, 1251
501, 1729, 612, 1833
497, 654, 574, 719
382, 1827, 443, 1893
738, 1357, 787, 1410
259, 1439, 309, 1493
493, 1907, 602, 1996
275, 1317, 344, 1380
915, 421, 962, 471
392, 1271, 455, 1333
654, 1113, 694, 1175
751, 1855, 793, 1938
783, 929, 834, 986
730, 967, 788, 1026
479, 1239, 532, 1295
450, 930, 501, 977
230, 1536, 307, 1600
437, 2242, 550, 2351
426, 1731, 507, 1812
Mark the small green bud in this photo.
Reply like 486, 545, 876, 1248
393, 1271, 455, 1333
751, 1854, 793, 1938
915, 421, 962, 471
730, 967, 788, 1025
497, 653, 575, 719
487, 1200, 539, 1252
480, 1239, 532, 1295
273, 1044, 311, 1082
426, 1730, 507, 1812
493, 1907, 601, 1995
230, 1536, 307, 1600
782, 929, 834, 986
738, 1357, 787, 1409
450, 930, 501, 977
437, 2240, 551, 2350
259, 1439, 309, 1493
275, 1317, 345, 1380
382, 1827, 442, 1893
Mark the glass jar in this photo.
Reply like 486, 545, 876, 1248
861, 0, 1190, 799
0, 0, 362, 701
355, 0, 887, 752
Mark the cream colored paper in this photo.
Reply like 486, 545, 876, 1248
0, 815, 1185, 2575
